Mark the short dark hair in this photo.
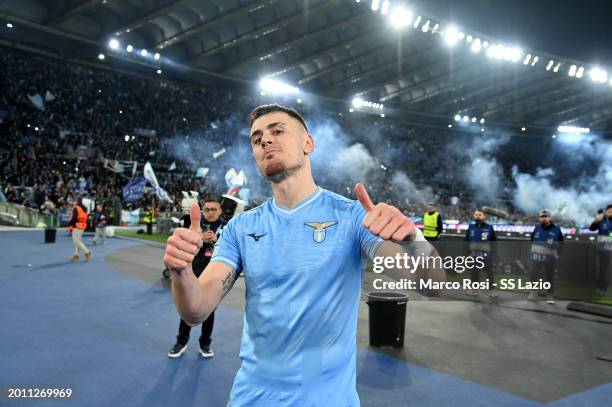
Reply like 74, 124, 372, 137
607, 204, 612, 210
248, 104, 308, 132
203, 195, 220, 204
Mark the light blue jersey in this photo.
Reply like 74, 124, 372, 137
211, 187, 382, 406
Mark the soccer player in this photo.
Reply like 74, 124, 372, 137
164, 104, 444, 406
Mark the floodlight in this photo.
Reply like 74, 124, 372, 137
443, 26, 459, 46
470, 38, 481, 53
389, 7, 413, 28
260, 78, 299, 94
381, 1, 390, 15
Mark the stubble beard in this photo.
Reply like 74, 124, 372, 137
261, 158, 301, 183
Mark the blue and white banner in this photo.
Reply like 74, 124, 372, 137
122, 177, 146, 202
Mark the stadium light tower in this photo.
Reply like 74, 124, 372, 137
389, 6, 412, 28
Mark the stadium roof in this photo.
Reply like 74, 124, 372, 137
2, 0, 612, 138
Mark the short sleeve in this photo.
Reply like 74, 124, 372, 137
352, 201, 383, 260
210, 217, 242, 272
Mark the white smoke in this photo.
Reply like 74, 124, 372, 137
466, 158, 503, 202
511, 136, 612, 224
451, 133, 510, 205
391, 171, 436, 206
309, 115, 429, 205
331, 143, 376, 181
162, 113, 270, 199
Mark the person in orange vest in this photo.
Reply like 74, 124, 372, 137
68, 197, 92, 262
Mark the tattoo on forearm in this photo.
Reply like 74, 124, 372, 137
221, 269, 238, 298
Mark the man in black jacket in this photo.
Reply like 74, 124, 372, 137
92, 203, 108, 245
590, 205, 612, 296
168, 196, 226, 358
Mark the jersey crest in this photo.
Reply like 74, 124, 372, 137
304, 221, 337, 243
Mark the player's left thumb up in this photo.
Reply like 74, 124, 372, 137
355, 183, 375, 212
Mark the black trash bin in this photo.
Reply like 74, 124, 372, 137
366, 292, 409, 348
44, 228, 57, 243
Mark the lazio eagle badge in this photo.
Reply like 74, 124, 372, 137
304, 221, 337, 243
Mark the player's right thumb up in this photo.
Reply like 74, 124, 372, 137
189, 203, 202, 234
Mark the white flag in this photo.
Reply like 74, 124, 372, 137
195, 167, 209, 178
213, 148, 226, 159
144, 162, 172, 202
27, 94, 45, 110
168, 161, 176, 171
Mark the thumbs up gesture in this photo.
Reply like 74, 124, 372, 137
163, 203, 204, 272
355, 183, 416, 242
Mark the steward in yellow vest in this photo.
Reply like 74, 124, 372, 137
423, 202, 442, 241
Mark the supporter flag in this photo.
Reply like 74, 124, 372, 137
224, 168, 247, 196
238, 188, 250, 205
135, 128, 157, 137
168, 161, 176, 171
121, 208, 141, 226
143, 162, 172, 202
195, 167, 209, 178
104, 158, 137, 177
122, 177, 146, 202
213, 148, 226, 159
44, 90, 56, 102
27, 93, 45, 110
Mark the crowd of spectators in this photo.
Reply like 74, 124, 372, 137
0, 47, 577, 226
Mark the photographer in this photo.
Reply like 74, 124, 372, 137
168, 196, 226, 359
